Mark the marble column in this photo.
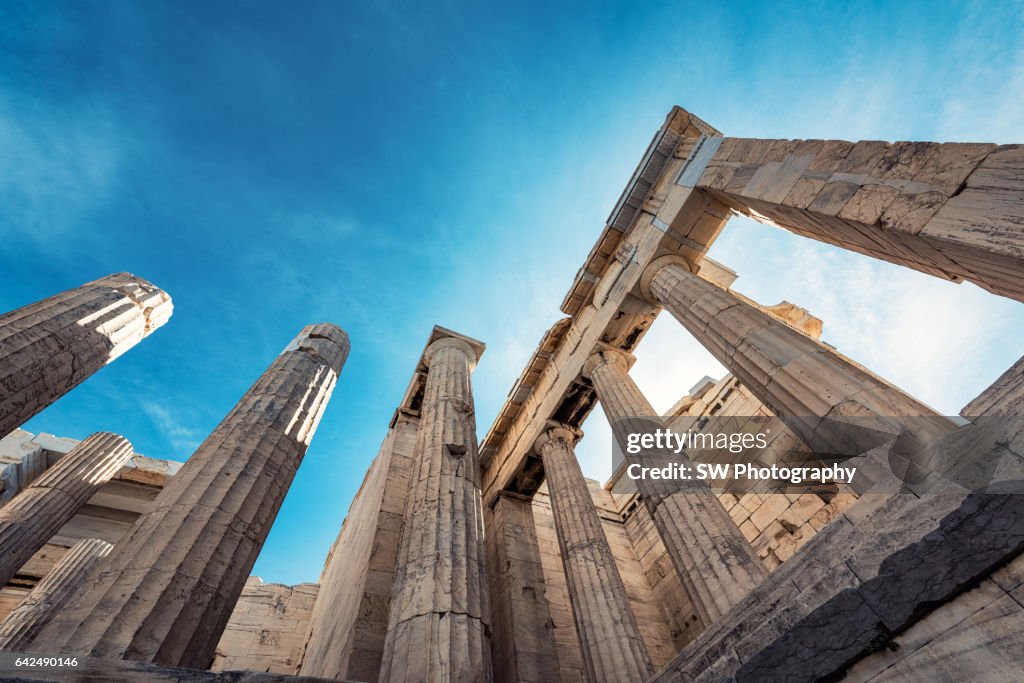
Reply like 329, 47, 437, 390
381, 335, 491, 683
640, 256, 954, 466
0, 538, 112, 651
486, 491, 561, 683
30, 323, 349, 669
0, 273, 172, 439
584, 347, 768, 625
0, 432, 132, 587
536, 424, 652, 683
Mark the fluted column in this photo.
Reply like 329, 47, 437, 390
584, 347, 768, 625
0, 273, 172, 438
536, 424, 652, 683
640, 256, 954, 463
0, 432, 132, 586
381, 336, 491, 683
0, 538, 112, 651
30, 323, 349, 669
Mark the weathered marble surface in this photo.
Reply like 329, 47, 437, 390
0, 538, 112, 651
0, 273, 172, 439
29, 324, 349, 669
0, 433, 132, 587
380, 334, 491, 683
212, 577, 318, 676
536, 424, 652, 682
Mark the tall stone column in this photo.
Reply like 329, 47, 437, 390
30, 323, 349, 669
381, 335, 491, 683
640, 256, 955, 463
0, 538, 112, 651
0, 273, 172, 438
536, 424, 652, 683
0, 432, 132, 587
584, 347, 768, 625
486, 491, 561, 683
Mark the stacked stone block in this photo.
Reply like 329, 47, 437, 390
693, 138, 1024, 301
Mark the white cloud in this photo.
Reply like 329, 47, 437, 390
709, 218, 1024, 416
572, 217, 1024, 483
140, 401, 202, 457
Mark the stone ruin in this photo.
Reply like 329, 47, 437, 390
0, 106, 1021, 682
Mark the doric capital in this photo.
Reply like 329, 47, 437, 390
582, 344, 635, 380
639, 254, 694, 304
424, 336, 479, 370
533, 421, 583, 455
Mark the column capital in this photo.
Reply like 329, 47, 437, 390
533, 422, 583, 454
582, 343, 636, 380
639, 254, 694, 304
424, 336, 480, 370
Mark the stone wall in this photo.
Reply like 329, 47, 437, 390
211, 578, 318, 675
841, 551, 1024, 681
674, 375, 861, 573
621, 500, 702, 649
299, 413, 417, 682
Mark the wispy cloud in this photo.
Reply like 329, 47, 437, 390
0, 94, 124, 249
140, 401, 202, 458
709, 218, 1022, 416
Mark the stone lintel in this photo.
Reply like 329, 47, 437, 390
694, 136, 1024, 302
561, 106, 721, 317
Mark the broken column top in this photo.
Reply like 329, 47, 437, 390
85, 272, 174, 335
286, 323, 350, 374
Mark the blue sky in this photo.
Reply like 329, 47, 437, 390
2, 1, 1022, 584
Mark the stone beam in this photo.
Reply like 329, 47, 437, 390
0, 538, 112, 651
380, 331, 491, 683
0, 273, 172, 439
687, 136, 1024, 301
30, 324, 349, 669
481, 108, 734, 507
0, 432, 132, 587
